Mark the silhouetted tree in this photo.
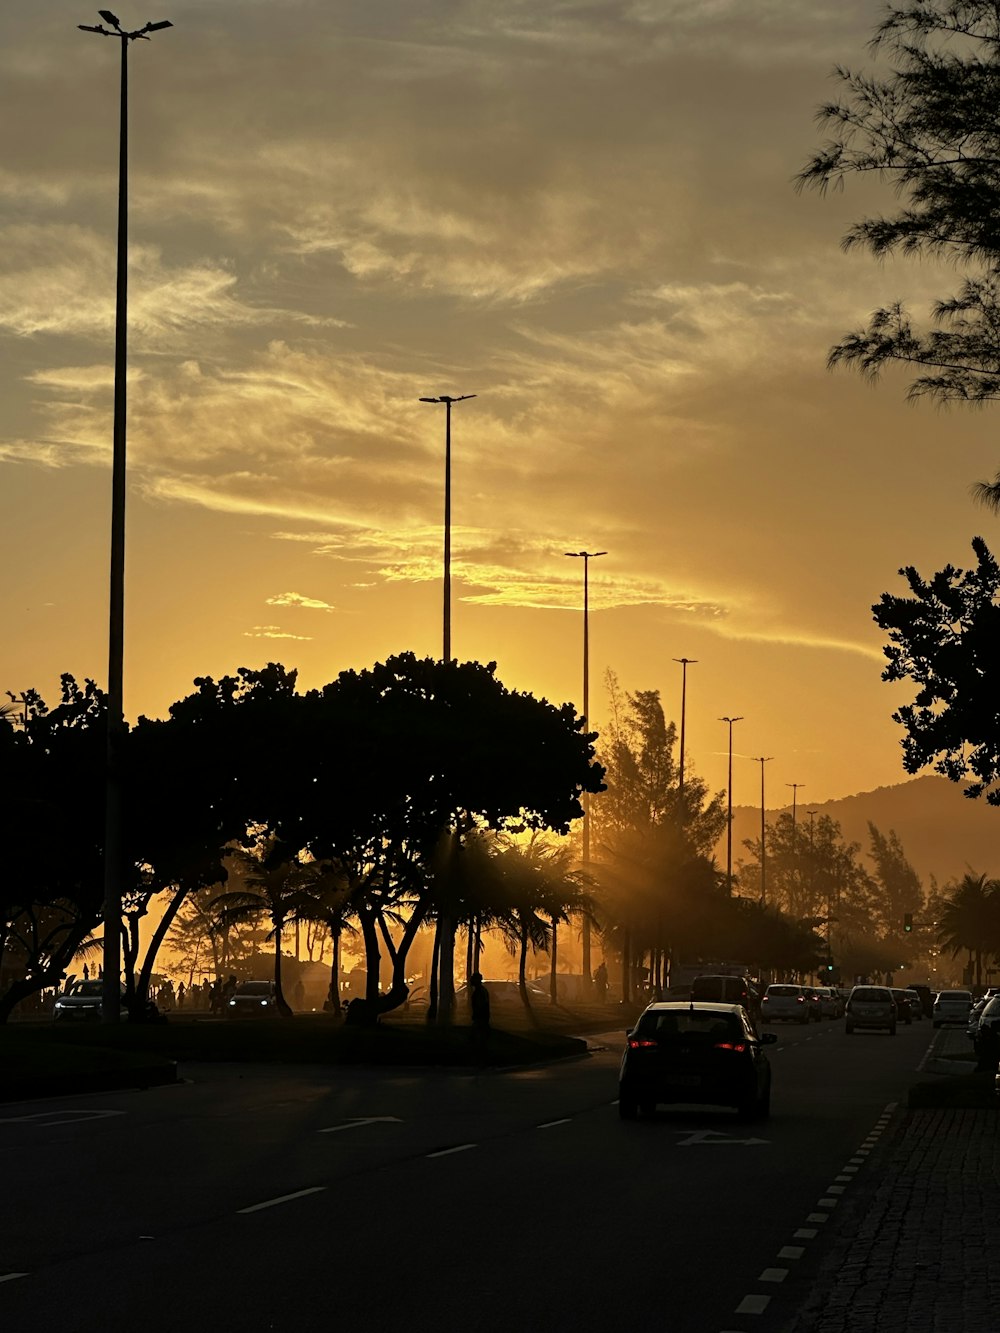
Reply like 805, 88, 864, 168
937, 871, 1000, 987
873, 537, 1000, 803
798, 3, 1000, 477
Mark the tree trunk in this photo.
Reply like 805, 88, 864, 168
550, 915, 558, 1003
437, 914, 456, 1025
134, 883, 189, 1019
273, 915, 292, 1017
329, 926, 341, 1015
426, 919, 441, 1023
465, 918, 475, 981
518, 918, 530, 1008
622, 929, 631, 1003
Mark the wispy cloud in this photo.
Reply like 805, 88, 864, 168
265, 592, 335, 612
243, 625, 313, 641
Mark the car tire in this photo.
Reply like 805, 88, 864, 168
845, 1023, 854, 1034
618, 1091, 638, 1120
889, 1025, 897, 1036
640, 1100, 656, 1118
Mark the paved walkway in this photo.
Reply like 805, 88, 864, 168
785, 1028, 999, 1333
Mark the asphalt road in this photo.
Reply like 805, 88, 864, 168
0, 1016, 939, 1333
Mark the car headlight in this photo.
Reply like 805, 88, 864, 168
229, 1000, 236, 1007
260, 999, 268, 1006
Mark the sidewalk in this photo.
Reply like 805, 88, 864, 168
784, 1028, 999, 1333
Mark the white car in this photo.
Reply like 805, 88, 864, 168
845, 985, 896, 1035
761, 984, 809, 1024
933, 989, 973, 1028
52, 980, 125, 1022
227, 980, 278, 1017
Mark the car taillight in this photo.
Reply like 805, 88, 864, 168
796, 996, 805, 1003
713, 1042, 747, 1053
627, 1038, 657, 1050
761, 996, 769, 1003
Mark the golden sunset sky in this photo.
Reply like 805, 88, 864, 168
2, 1, 997, 806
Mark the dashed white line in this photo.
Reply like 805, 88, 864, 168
0, 1273, 29, 1284
806, 1212, 829, 1223
759, 1268, 789, 1283
735, 1295, 771, 1315
426, 1143, 477, 1158
778, 1246, 804, 1260
794, 1228, 818, 1239
818, 1197, 839, 1208
238, 1186, 326, 1214
826, 1185, 846, 1195
537, 1119, 572, 1129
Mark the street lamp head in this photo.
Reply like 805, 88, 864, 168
79, 22, 111, 33
719, 715, 744, 724
98, 9, 121, 27
419, 393, 477, 404
143, 20, 173, 31
565, 550, 607, 559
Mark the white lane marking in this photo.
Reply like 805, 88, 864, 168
318, 1116, 403, 1134
676, 1129, 769, 1146
849, 1157, 865, 1164
0, 1109, 125, 1127
0, 1273, 29, 1284
818, 1197, 839, 1208
794, 1229, 818, 1239
759, 1268, 789, 1282
840, 1167, 859, 1175
238, 1186, 326, 1214
806, 1212, 829, 1223
537, 1119, 572, 1129
426, 1143, 476, 1159
778, 1246, 804, 1260
735, 1295, 770, 1315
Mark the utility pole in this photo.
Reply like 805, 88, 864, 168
79, 9, 173, 1023
566, 550, 607, 989
719, 716, 743, 895
419, 394, 476, 662
751, 756, 774, 907
673, 658, 697, 800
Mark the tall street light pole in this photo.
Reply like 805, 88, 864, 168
719, 716, 743, 895
79, 10, 173, 1023
419, 394, 476, 662
751, 756, 774, 907
672, 658, 697, 800
566, 550, 607, 987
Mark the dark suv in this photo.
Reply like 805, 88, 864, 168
619, 1001, 776, 1121
689, 974, 760, 1016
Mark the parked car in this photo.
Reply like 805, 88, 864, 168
802, 986, 825, 1022
761, 983, 810, 1024
973, 996, 1000, 1060
455, 979, 549, 1006
933, 989, 973, 1028
890, 988, 915, 1026
903, 988, 924, 1021
967, 996, 989, 1042
52, 980, 125, 1022
226, 980, 278, 1017
845, 985, 896, 1035
690, 974, 760, 1015
814, 986, 843, 1019
619, 1001, 776, 1121
907, 984, 934, 1018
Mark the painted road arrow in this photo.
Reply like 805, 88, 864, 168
675, 1129, 769, 1146
318, 1117, 403, 1134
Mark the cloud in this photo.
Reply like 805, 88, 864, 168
265, 592, 335, 612
243, 626, 313, 641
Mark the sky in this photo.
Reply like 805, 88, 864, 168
2, 0, 998, 808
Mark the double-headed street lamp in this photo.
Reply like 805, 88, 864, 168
79, 11, 173, 1022
419, 394, 476, 662
719, 715, 743, 895
566, 549, 607, 985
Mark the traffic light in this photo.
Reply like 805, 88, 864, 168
904, 913, 913, 933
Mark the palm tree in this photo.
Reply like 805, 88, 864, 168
291, 860, 359, 1016
937, 873, 1000, 989
210, 843, 315, 1017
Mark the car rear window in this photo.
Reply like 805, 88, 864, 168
766, 985, 800, 996
637, 1011, 742, 1040
938, 991, 971, 1001
852, 988, 890, 1000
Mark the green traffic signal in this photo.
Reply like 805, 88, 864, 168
903, 913, 913, 933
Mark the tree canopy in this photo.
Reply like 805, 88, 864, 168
798, 1, 1000, 502
873, 536, 1000, 803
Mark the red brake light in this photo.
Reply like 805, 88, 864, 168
713, 1042, 747, 1053
628, 1038, 657, 1050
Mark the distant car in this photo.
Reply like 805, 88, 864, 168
455, 979, 549, 1006
903, 988, 924, 1021
845, 985, 896, 1035
618, 1001, 776, 1122
967, 996, 989, 1042
933, 989, 973, 1028
802, 986, 825, 1022
814, 986, 843, 1019
226, 980, 278, 1017
52, 980, 125, 1022
761, 983, 810, 1024
889, 988, 915, 1026
689, 974, 761, 1015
